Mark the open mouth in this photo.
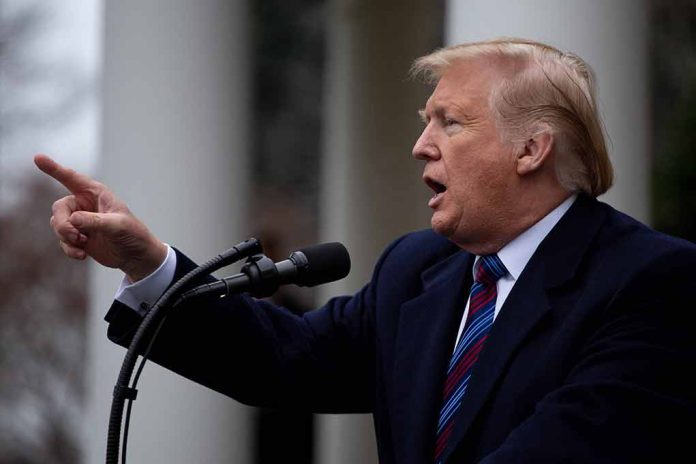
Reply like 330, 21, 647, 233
426, 178, 447, 196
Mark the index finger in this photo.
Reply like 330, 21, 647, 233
34, 154, 98, 193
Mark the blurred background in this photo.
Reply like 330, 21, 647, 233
0, 0, 693, 463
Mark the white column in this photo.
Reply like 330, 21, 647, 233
85, 1, 252, 463
446, 0, 649, 222
317, 1, 442, 463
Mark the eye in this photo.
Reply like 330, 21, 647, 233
443, 117, 461, 129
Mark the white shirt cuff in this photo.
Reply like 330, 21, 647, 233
115, 244, 177, 312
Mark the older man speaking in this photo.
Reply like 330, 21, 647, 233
37, 38, 695, 463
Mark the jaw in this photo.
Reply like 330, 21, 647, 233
430, 200, 507, 255
429, 204, 460, 240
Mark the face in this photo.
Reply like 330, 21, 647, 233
413, 59, 519, 252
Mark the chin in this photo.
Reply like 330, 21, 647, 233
430, 214, 456, 238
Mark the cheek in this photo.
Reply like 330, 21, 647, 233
447, 158, 488, 197
474, 140, 516, 181
447, 150, 513, 206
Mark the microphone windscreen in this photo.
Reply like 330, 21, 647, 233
297, 242, 351, 287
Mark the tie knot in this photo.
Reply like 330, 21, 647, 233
475, 254, 508, 284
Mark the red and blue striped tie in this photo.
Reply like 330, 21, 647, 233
434, 254, 508, 463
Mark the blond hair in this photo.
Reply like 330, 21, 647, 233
411, 38, 613, 197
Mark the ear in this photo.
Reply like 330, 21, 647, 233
516, 129, 554, 176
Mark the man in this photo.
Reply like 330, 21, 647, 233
37, 38, 696, 463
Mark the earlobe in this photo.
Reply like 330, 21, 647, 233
516, 130, 554, 176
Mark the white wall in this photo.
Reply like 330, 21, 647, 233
85, 1, 253, 462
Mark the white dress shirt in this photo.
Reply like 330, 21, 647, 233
453, 194, 577, 348
115, 244, 177, 311
116, 196, 578, 343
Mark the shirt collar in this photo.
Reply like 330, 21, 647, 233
477, 194, 577, 281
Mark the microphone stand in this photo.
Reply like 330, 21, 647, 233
105, 238, 262, 464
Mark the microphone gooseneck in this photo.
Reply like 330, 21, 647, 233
179, 242, 351, 301
107, 238, 263, 464
106, 238, 350, 464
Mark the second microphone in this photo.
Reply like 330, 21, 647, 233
179, 242, 351, 301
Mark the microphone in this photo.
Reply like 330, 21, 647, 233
179, 242, 350, 301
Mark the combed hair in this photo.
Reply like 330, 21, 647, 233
411, 38, 613, 197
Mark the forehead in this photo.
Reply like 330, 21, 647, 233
424, 58, 505, 111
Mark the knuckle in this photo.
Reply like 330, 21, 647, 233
56, 223, 76, 241
52, 196, 74, 214
87, 182, 105, 197
60, 241, 81, 259
113, 214, 128, 229
56, 221, 70, 233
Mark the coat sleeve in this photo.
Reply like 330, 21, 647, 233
104, 238, 406, 413
479, 248, 696, 463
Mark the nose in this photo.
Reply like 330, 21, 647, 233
412, 125, 440, 161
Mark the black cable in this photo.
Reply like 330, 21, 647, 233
121, 398, 134, 464
120, 308, 170, 464
106, 238, 262, 464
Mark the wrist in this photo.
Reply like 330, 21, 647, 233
125, 241, 168, 283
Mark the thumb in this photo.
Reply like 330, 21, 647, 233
69, 211, 119, 234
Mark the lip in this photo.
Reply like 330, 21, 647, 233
423, 175, 447, 208
428, 190, 445, 208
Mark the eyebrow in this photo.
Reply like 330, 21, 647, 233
418, 106, 447, 122
418, 105, 474, 123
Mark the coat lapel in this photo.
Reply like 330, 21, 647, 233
442, 194, 609, 463
390, 250, 475, 464
442, 255, 551, 461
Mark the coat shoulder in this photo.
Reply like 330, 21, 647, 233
376, 229, 461, 275
597, 202, 696, 268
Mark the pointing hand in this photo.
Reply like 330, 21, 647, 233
34, 154, 167, 282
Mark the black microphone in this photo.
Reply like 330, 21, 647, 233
179, 242, 350, 300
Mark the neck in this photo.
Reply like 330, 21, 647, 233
459, 186, 572, 256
